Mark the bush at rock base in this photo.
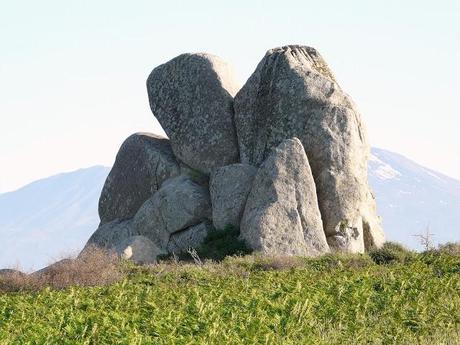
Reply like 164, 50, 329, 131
368, 241, 416, 265
160, 225, 251, 262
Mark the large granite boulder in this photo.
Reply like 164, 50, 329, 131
240, 138, 329, 256
146, 53, 240, 174
166, 222, 212, 254
209, 164, 257, 229
133, 176, 212, 248
115, 236, 164, 264
82, 222, 165, 263
84, 219, 137, 251
234, 45, 384, 252
99, 133, 180, 224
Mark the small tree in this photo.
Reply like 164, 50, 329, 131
413, 225, 435, 251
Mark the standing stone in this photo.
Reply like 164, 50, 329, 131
166, 222, 212, 254
99, 133, 180, 224
146, 53, 240, 174
234, 45, 384, 252
133, 176, 212, 249
209, 164, 257, 229
115, 236, 165, 264
240, 138, 329, 256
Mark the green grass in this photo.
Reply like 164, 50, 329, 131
1, 250, 460, 344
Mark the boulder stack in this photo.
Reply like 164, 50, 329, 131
83, 45, 384, 263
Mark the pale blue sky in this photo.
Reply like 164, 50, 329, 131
1, 0, 459, 192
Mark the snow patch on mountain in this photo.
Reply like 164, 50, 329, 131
369, 154, 401, 180
369, 148, 460, 250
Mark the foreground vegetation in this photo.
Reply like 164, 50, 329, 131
1, 243, 460, 344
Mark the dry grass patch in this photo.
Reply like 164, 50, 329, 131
0, 246, 123, 293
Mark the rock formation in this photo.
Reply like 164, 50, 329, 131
234, 45, 384, 252
83, 45, 384, 263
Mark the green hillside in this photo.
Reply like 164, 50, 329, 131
1, 246, 460, 344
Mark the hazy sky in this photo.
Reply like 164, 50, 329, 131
1, 0, 459, 193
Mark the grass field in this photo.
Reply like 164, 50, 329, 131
1, 245, 460, 344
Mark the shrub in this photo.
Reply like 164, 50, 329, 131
437, 242, 460, 256
192, 225, 251, 261
0, 246, 123, 292
368, 241, 415, 265
161, 225, 252, 262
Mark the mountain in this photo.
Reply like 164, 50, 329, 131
1, 149, 459, 270
369, 148, 460, 250
0, 166, 110, 271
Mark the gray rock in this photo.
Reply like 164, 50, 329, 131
31, 258, 73, 277
234, 45, 384, 252
166, 222, 212, 254
115, 236, 165, 264
84, 219, 137, 251
210, 164, 257, 229
240, 138, 329, 256
99, 133, 180, 224
133, 176, 212, 249
146, 53, 240, 174
362, 190, 385, 250
81, 222, 164, 264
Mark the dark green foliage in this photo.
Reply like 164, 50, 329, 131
369, 241, 415, 265
193, 225, 251, 261
160, 225, 251, 262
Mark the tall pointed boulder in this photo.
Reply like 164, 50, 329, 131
234, 45, 384, 252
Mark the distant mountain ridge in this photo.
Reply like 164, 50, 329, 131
369, 148, 460, 249
1, 149, 459, 271
0, 166, 110, 271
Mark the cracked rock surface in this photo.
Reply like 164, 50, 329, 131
234, 45, 384, 252
241, 138, 329, 256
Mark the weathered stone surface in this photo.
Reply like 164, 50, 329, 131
166, 222, 211, 254
210, 164, 257, 229
234, 45, 384, 252
31, 258, 74, 277
240, 138, 329, 256
99, 133, 180, 224
146, 53, 240, 173
84, 219, 137, 251
115, 236, 164, 264
133, 176, 212, 248
362, 190, 385, 250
